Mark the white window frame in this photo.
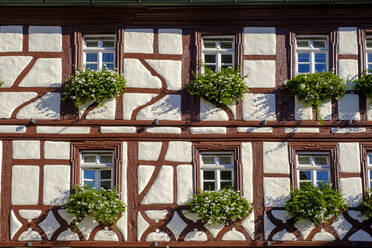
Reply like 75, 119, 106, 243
367, 152, 372, 189
296, 152, 331, 188
83, 34, 116, 71
80, 150, 115, 189
200, 152, 234, 191
295, 35, 329, 74
365, 36, 372, 74
201, 36, 235, 72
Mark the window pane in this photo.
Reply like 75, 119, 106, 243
298, 53, 310, 62
203, 182, 215, 191
103, 63, 114, 70
314, 156, 328, 165
205, 65, 216, 71
298, 156, 310, 164
368, 154, 372, 164
219, 156, 231, 164
86, 64, 97, 70
103, 53, 114, 63
84, 181, 96, 188
86, 40, 99, 47
221, 54, 233, 64
370, 170, 372, 180
221, 171, 232, 180
313, 40, 326, 48
298, 64, 310, 73
297, 40, 309, 48
204, 55, 216, 63
220, 41, 233, 49
367, 40, 372, 48
83, 169, 95, 180
315, 64, 327, 72
86, 53, 98, 62
317, 171, 329, 181
202, 156, 214, 164
100, 154, 113, 163
203, 171, 215, 180
100, 181, 111, 189
368, 54, 372, 63
103, 40, 115, 48
221, 181, 233, 189
100, 170, 111, 179
315, 53, 326, 63
299, 171, 312, 180
203, 41, 216, 49
368, 64, 372, 74
83, 155, 96, 163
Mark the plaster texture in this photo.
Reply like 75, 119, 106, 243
339, 59, 358, 88
28, 26, 62, 52
222, 228, 246, 240
44, 141, 70, 159
294, 219, 315, 240
0, 26, 23, 52
0, 125, 26, 133
18, 229, 42, 241
16, 92, 61, 119
243, 27, 276, 55
94, 230, 119, 241
200, 98, 229, 121
338, 94, 360, 120
57, 229, 80, 240
146, 127, 181, 134
78, 216, 99, 240
136, 94, 182, 120
124, 29, 154, 54
184, 229, 208, 241
10, 210, 22, 239
176, 164, 193, 204
39, 211, 60, 240
331, 128, 366, 133
19, 210, 41, 221
165, 141, 192, 162
243, 93, 276, 120
100, 126, 136, 133
146, 59, 182, 90
13, 140, 40, 159
0, 56, 32, 87
43, 165, 70, 205
145, 210, 168, 222
331, 215, 353, 240
123, 59, 162, 88
137, 165, 155, 194
12, 166, 39, 205
237, 127, 273, 133
263, 177, 290, 207
338, 27, 358, 55
241, 142, 253, 202
349, 230, 372, 241
284, 128, 319, 133
158, 29, 183, 55
142, 166, 173, 204
319, 99, 332, 120
339, 177, 363, 207
146, 230, 170, 241
20, 58, 62, 87
338, 143, 360, 173
137, 212, 150, 241
272, 230, 296, 241
295, 98, 312, 120
0, 92, 37, 118
241, 213, 255, 240
36, 126, 90, 134
243, 60, 276, 88
86, 99, 116, 120
263, 142, 289, 174
166, 212, 187, 240
123, 93, 157, 120
189, 127, 227, 134
138, 142, 162, 161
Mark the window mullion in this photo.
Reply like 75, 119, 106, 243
216, 169, 220, 191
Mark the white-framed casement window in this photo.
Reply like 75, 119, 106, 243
296, 36, 328, 74
296, 152, 330, 187
83, 35, 115, 70
365, 36, 372, 73
80, 151, 114, 189
200, 152, 234, 191
202, 36, 234, 72
367, 152, 372, 188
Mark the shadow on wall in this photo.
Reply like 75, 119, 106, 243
251, 94, 275, 120
34, 93, 60, 119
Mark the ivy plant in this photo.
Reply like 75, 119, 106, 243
187, 187, 253, 225
284, 72, 346, 119
188, 65, 249, 106
357, 189, 372, 218
355, 73, 372, 99
62, 69, 126, 108
285, 183, 348, 226
62, 185, 126, 232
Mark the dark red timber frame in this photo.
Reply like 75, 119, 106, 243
360, 143, 372, 195
193, 142, 242, 194
288, 143, 339, 189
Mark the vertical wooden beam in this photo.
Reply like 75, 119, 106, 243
252, 141, 264, 241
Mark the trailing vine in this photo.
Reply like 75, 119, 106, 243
355, 73, 372, 99
357, 189, 372, 218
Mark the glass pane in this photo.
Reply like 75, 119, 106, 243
298, 53, 310, 62
313, 40, 326, 48
202, 156, 214, 164
103, 53, 114, 63
203, 182, 215, 191
86, 64, 97, 71
103, 40, 115, 48
83, 169, 95, 180
205, 65, 216, 71
315, 64, 327, 72
299, 171, 312, 180
100, 170, 111, 179
203, 171, 215, 180
220, 41, 233, 49
297, 40, 309, 48
86, 40, 99, 47
221, 181, 233, 189
86, 53, 98, 62
367, 40, 372, 48
204, 54, 216, 63
298, 64, 310, 73
298, 156, 310, 164
100, 180, 111, 189
368, 64, 372, 74
84, 180, 96, 188
370, 170, 372, 180
221, 65, 231, 69
219, 156, 231, 164
370, 181, 372, 189
103, 63, 114, 70
203, 41, 216, 49
221, 171, 232, 180
314, 156, 328, 165
315, 53, 326, 63
368, 54, 372, 63
221, 54, 233, 64
100, 154, 113, 163
317, 171, 329, 181
83, 155, 96, 163
368, 155, 372, 164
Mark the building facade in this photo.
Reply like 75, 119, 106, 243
0, 0, 372, 246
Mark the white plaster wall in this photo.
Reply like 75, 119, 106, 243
176, 164, 193, 204
0, 56, 32, 87
165, 141, 192, 162
0, 125, 26, 133
166, 212, 187, 240
263, 142, 289, 174
241, 143, 253, 203
43, 165, 70, 205
338, 59, 358, 88
0, 92, 37, 118
136, 94, 182, 121
189, 127, 226, 134
338, 27, 358, 55
237, 127, 273, 133
85, 99, 116, 120
12, 166, 39, 205
338, 94, 360, 120
123, 93, 157, 120
200, 98, 229, 121
124, 29, 153, 54
28, 26, 62, 52
338, 143, 360, 173
331, 127, 366, 134
243, 27, 276, 55
138, 142, 162, 161
142, 166, 173, 204
339, 177, 363, 207
295, 98, 312, 120
158, 29, 182, 55
39, 211, 60, 239
123, 59, 162, 89
36, 126, 90, 134
16, 92, 61, 119
100, 126, 136, 134
13, 140, 40, 159
146, 59, 182, 90
146, 127, 181, 134
243, 60, 276, 88
119, 142, 128, 241
19, 58, 62, 87
0, 26, 23, 52
263, 177, 290, 207
44, 141, 70, 160
284, 128, 319, 133
10, 210, 22, 239
319, 99, 332, 121
137, 165, 155, 195
243, 93, 276, 120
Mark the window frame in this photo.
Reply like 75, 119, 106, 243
82, 34, 116, 71
359, 144, 372, 195
201, 35, 235, 72
365, 35, 372, 74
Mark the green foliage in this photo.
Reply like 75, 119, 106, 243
285, 183, 347, 226
357, 189, 372, 218
187, 187, 253, 225
284, 72, 346, 108
62, 185, 126, 232
188, 65, 249, 106
0, 80, 4, 87
355, 73, 372, 99
63, 69, 126, 108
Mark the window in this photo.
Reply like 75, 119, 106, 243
202, 36, 234, 72
367, 153, 372, 188
366, 36, 372, 73
80, 151, 114, 189
296, 152, 330, 187
200, 152, 234, 191
83, 35, 115, 70
296, 36, 328, 74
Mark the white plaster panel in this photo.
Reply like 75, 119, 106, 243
44, 141, 70, 160
13, 140, 40, 159
78, 216, 99, 240
200, 98, 229, 121
0, 92, 37, 118
100, 126, 136, 133
19, 228, 42, 241
137, 212, 150, 241
123, 59, 162, 88
348, 210, 369, 223
94, 230, 119, 241
57, 229, 80, 241
166, 212, 187, 240
237, 127, 273, 133
294, 219, 315, 240
165, 141, 192, 162
16, 92, 61, 119
241, 143, 253, 203
0, 125, 26, 133
0, 56, 32, 87
241, 212, 255, 240
338, 27, 358, 55
339, 59, 358, 88
338, 143, 360, 173
331, 127, 366, 134
243, 60, 276, 88
39, 211, 60, 240
158, 29, 182, 55
138, 142, 162, 161
284, 128, 319, 133
312, 229, 335, 241
136, 94, 182, 120
19, 210, 41, 221
124, 29, 153, 54
264, 212, 276, 240
184, 229, 208, 241
338, 94, 360, 120
182, 210, 199, 223
319, 99, 332, 120
367, 98, 372, 121
243, 93, 276, 120
0, 26, 23, 52
243, 27, 276, 55
86, 99, 116, 120
12, 166, 39, 205
295, 98, 312, 120
142, 166, 173, 204
331, 215, 353, 240
272, 230, 297, 241
189, 127, 226, 134
120, 141, 128, 241
58, 209, 74, 225
43, 165, 70, 206
36, 126, 90, 134
263, 177, 290, 207
145, 210, 168, 222
205, 223, 224, 238
222, 228, 246, 240
263, 142, 289, 174
340, 177, 363, 207
271, 210, 291, 223
146, 59, 182, 90
20, 58, 62, 87
137, 165, 155, 195
28, 26, 62, 52
10, 210, 22, 239
146, 127, 181, 134
123, 93, 157, 120
349, 230, 372, 241
146, 230, 170, 241
177, 164, 193, 204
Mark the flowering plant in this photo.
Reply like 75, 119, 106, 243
0, 80, 4, 87
357, 189, 372, 218
187, 187, 252, 225
355, 73, 372, 99
188, 65, 249, 106
62, 185, 126, 232
62, 69, 126, 108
